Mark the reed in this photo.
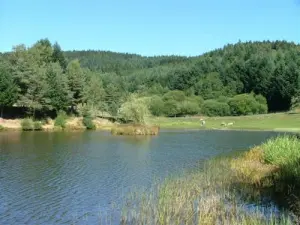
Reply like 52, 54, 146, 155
111, 124, 159, 136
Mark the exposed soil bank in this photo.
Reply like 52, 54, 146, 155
0, 117, 116, 131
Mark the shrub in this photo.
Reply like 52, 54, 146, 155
179, 101, 200, 115
187, 95, 204, 107
163, 90, 186, 102
228, 94, 268, 116
216, 96, 230, 103
0, 125, 4, 131
54, 110, 68, 128
33, 121, 43, 131
21, 118, 34, 131
162, 100, 181, 117
201, 100, 230, 116
118, 94, 150, 124
83, 116, 96, 130
149, 96, 165, 116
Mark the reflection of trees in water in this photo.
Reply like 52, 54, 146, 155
0, 132, 22, 146
120, 136, 153, 148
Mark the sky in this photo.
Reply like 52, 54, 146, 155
0, 0, 299, 56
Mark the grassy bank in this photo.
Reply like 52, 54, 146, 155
120, 136, 300, 225
149, 113, 300, 132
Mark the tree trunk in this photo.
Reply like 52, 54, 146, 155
0, 106, 3, 118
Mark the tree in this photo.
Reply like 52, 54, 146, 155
66, 59, 86, 112
118, 94, 149, 124
52, 42, 67, 71
194, 72, 224, 99
228, 94, 267, 116
201, 100, 230, 116
0, 61, 18, 117
83, 75, 107, 116
46, 63, 71, 112
9, 43, 50, 117
149, 95, 165, 116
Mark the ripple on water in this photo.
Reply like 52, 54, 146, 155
0, 130, 282, 224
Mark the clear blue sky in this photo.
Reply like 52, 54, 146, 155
0, 0, 299, 56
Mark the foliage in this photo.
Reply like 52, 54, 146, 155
0, 125, 4, 131
263, 136, 300, 167
179, 101, 200, 115
149, 96, 165, 116
0, 61, 18, 117
1, 39, 300, 119
201, 100, 230, 116
21, 118, 34, 131
228, 94, 267, 116
82, 111, 96, 130
54, 110, 68, 128
33, 121, 43, 131
118, 95, 150, 124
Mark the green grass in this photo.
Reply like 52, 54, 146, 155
148, 113, 300, 131
121, 158, 294, 225
119, 136, 300, 224
263, 136, 300, 167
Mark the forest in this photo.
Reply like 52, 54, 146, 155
0, 39, 300, 121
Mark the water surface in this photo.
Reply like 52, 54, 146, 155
0, 130, 280, 224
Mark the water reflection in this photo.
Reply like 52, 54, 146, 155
0, 130, 281, 224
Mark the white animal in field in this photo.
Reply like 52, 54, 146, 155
200, 118, 206, 126
227, 122, 234, 126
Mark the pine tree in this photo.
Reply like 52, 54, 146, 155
46, 63, 71, 112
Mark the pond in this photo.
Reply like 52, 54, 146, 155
0, 130, 281, 224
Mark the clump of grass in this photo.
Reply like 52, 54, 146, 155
231, 147, 278, 186
263, 136, 300, 167
121, 157, 294, 225
111, 124, 159, 135
21, 118, 34, 131
54, 110, 68, 129
0, 125, 4, 131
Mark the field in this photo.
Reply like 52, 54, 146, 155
149, 113, 300, 132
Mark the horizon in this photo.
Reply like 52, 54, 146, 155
1, 39, 299, 58
1, 0, 300, 56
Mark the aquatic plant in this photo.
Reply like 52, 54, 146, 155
120, 156, 294, 225
111, 124, 159, 136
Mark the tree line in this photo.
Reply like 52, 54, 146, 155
0, 39, 299, 120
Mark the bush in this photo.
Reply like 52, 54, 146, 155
149, 96, 165, 116
21, 118, 34, 131
83, 116, 96, 130
0, 125, 4, 131
201, 100, 230, 116
228, 94, 268, 116
54, 110, 68, 128
179, 101, 200, 115
186, 95, 204, 107
216, 96, 230, 103
162, 100, 181, 117
33, 121, 43, 131
163, 90, 186, 102
118, 94, 150, 124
